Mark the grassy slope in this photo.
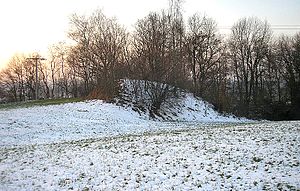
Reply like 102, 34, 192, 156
0, 98, 82, 110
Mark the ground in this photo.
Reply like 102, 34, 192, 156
0, 101, 299, 190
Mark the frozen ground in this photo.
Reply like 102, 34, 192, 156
0, 100, 242, 147
0, 101, 299, 190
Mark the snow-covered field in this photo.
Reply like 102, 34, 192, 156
0, 101, 299, 190
0, 100, 241, 147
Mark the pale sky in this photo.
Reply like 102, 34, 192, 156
0, 0, 299, 68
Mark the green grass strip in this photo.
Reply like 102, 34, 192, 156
0, 98, 83, 110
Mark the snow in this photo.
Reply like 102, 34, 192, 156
0, 97, 299, 190
0, 95, 245, 147
118, 79, 245, 122
163, 92, 241, 122
0, 100, 152, 146
0, 119, 299, 190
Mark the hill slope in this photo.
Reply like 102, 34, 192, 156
0, 79, 247, 146
117, 79, 243, 122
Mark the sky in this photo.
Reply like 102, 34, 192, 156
0, 0, 299, 68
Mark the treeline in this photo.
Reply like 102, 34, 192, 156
0, 1, 299, 120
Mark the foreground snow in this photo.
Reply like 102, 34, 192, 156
0, 121, 299, 190
0, 101, 299, 190
0, 100, 243, 146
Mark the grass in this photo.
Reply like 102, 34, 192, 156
0, 98, 83, 110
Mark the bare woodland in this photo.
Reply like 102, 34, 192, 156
0, 1, 299, 120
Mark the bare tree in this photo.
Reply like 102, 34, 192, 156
48, 45, 60, 98
51, 42, 70, 98
38, 61, 50, 98
276, 33, 300, 118
68, 9, 128, 98
68, 13, 94, 95
0, 54, 41, 101
167, 0, 187, 87
129, 4, 187, 115
228, 17, 272, 116
186, 14, 223, 99
0, 54, 27, 101
0, 66, 19, 101
89, 10, 128, 96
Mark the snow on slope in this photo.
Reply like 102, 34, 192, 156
0, 100, 243, 147
162, 92, 239, 122
0, 80, 247, 146
118, 79, 244, 122
0, 100, 152, 146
